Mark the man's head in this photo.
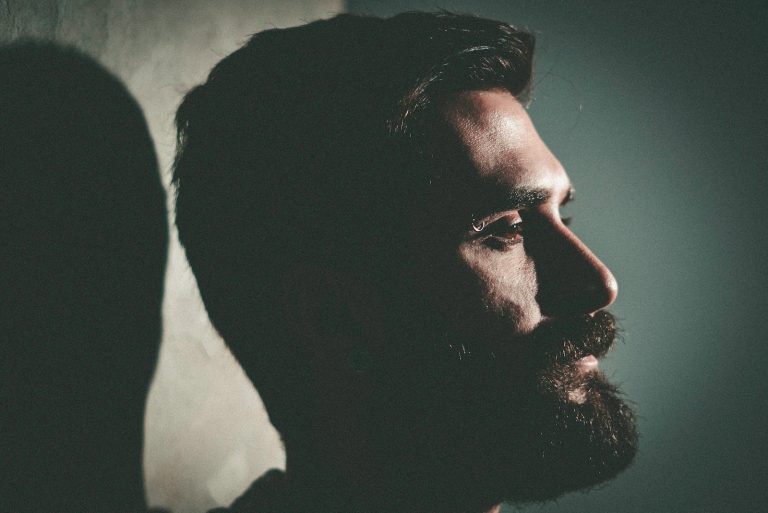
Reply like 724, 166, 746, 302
174, 12, 636, 512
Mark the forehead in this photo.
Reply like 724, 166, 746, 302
429, 89, 569, 198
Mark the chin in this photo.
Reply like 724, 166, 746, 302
488, 371, 638, 505
378, 366, 638, 512
369, 310, 637, 510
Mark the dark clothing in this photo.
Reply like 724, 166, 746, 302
208, 470, 287, 513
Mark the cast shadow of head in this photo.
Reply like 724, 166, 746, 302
0, 41, 168, 513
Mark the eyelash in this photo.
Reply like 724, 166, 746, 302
471, 215, 573, 250
473, 217, 525, 249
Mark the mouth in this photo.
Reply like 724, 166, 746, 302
533, 311, 618, 368
576, 354, 599, 371
565, 354, 601, 404
431, 312, 618, 394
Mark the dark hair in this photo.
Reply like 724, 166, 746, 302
0, 41, 167, 512
173, 11, 534, 436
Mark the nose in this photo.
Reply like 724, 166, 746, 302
529, 222, 618, 317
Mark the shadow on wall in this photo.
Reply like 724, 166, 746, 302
1, 2, 344, 512
0, 40, 167, 512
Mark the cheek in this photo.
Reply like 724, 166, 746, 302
458, 245, 541, 335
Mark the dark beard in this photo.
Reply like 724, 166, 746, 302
367, 311, 638, 513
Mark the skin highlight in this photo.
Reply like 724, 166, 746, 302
172, 13, 637, 513
285, 89, 628, 513
412, 89, 617, 369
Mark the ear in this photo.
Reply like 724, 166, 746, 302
279, 263, 384, 373
280, 264, 386, 477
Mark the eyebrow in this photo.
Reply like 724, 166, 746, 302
473, 185, 574, 220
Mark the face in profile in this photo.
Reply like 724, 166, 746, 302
170, 12, 636, 511
363, 89, 637, 510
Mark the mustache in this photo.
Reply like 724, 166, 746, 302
435, 310, 619, 371
524, 310, 619, 367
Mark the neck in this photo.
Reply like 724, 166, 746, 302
284, 444, 502, 513
284, 446, 369, 513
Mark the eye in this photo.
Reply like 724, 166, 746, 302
473, 216, 524, 250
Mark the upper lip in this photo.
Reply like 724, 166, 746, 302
526, 311, 618, 366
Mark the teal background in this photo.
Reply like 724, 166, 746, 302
3, 1, 766, 511
349, 1, 768, 512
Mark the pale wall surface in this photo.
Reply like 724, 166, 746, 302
1, 2, 343, 512
6, 2, 767, 513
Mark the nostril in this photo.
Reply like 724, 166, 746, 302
536, 255, 618, 317
539, 288, 611, 318
530, 223, 618, 318
585, 283, 616, 314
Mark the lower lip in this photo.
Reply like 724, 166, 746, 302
576, 354, 599, 370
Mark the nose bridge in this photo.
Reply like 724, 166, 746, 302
533, 223, 618, 317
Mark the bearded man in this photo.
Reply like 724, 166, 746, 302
173, 12, 637, 513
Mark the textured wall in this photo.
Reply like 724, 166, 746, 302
1, 1, 342, 512
347, 2, 768, 513
5, 1, 767, 513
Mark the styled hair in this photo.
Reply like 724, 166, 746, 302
173, 12, 534, 435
